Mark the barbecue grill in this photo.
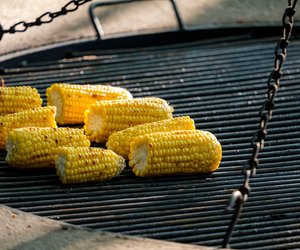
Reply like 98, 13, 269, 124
1, 1, 300, 249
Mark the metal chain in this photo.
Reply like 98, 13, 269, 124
222, 0, 297, 248
0, 0, 91, 41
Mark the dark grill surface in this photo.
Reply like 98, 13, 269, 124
1, 36, 300, 249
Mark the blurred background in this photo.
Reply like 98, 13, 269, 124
0, 0, 299, 55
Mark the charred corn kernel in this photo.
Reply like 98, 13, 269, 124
46, 83, 132, 125
0, 86, 42, 115
6, 127, 90, 169
107, 116, 195, 160
129, 130, 222, 177
84, 97, 174, 143
55, 147, 126, 184
0, 106, 57, 150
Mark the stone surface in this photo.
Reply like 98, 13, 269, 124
0, 205, 220, 250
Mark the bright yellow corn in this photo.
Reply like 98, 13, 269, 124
129, 130, 222, 177
0, 86, 42, 115
6, 127, 90, 169
84, 97, 174, 143
106, 116, 195, 160
55, 147, 126, 184
0, 106, 57, 150
46, 83, 132, 125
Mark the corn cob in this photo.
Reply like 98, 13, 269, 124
129, 130, 222, 177
107, 116, 195, 160
0, 86, 42, 115
0, 106, 57, 150
84, 97, 174, 143
5, 127, 90, 169
46, 83, 132, 125
55, 147, 126, 184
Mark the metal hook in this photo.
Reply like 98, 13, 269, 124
226, 190, 244, 211
223, 187, 248, 248
0, 24, 3, 42
227, 169, 251, 210
89, 0, 185, 40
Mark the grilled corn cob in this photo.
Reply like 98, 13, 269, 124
46, 83, 132, 125
0, 106, 57, 150
6, 127, 90, 169
0, 86, 42, 115
84, 97, 174, 143
55, 147, 126, 184
129, 130, 222, 177
107, 116, 195, 160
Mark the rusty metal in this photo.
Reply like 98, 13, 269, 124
222, 0, 298, 248
0, 0, 91, 41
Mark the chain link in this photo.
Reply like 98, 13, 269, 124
0, 0, 91, 38
222, 0, 297, 248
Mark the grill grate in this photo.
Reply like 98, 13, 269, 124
1, 36, 300, 249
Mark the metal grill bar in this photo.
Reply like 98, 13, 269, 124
1, 36, 300, 249
5, 47, 300, 83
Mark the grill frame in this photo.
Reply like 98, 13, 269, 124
1, 27, 300, 249
2, 25, 300, 68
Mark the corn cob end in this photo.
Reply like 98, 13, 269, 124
84, 108, 106, 143
106, 116, 195, 159
46, 83, 133, 125
84, 97, 174, 143
46, 85, 65, 124
129, 130, 222, 177
5, 127, 90, 169
0, 86, 43, 115
0, 106, 57, 151
55, 147, 126, 184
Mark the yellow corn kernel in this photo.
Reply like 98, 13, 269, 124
0, 106, 57, 150
107, 116, 195, 160
6, 127, 90, 169
46, 83, 132, 125
84, 97, 174, 143
129, 130, 222, 177
0, 86, 42, 115
55, 147, 126, 184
